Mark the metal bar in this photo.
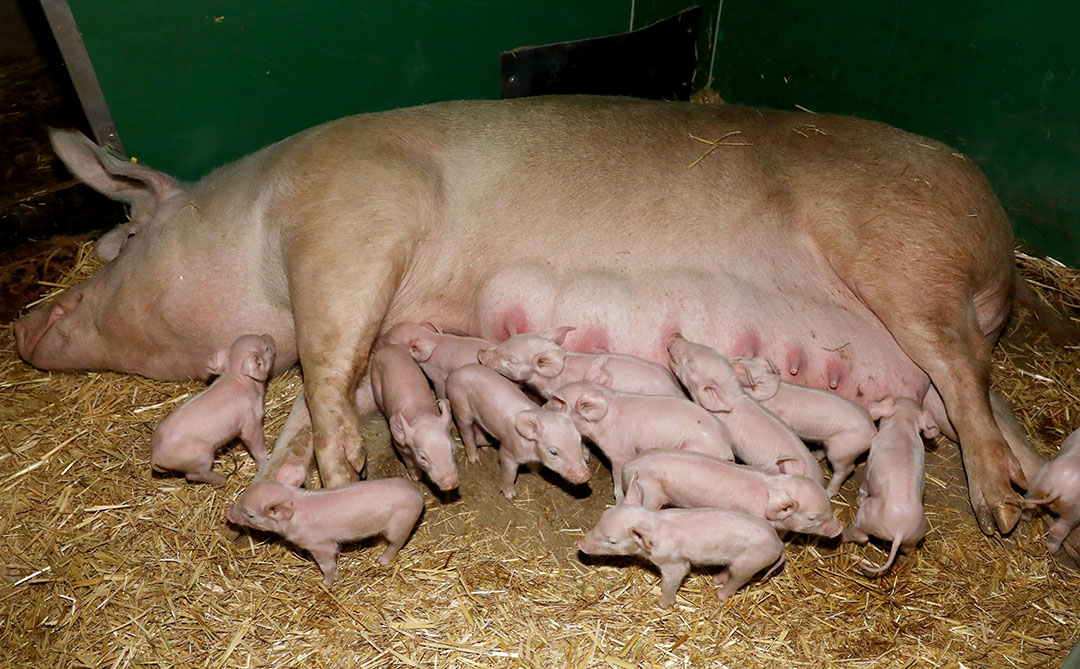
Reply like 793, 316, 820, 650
38, 0, 124, 155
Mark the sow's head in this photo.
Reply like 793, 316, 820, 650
13, 129, 214, 380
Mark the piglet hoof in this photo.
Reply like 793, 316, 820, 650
712, 571, 731, 586
657, 596, 676, 609
501, 489, 516, 502
321, 573, 339, 588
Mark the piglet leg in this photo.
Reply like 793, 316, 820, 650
657, 562, 690, 609
309, 542, 341, 587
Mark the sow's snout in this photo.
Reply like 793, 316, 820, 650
13, 290, 84, 368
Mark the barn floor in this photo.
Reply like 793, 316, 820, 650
1, 236, 1078, 668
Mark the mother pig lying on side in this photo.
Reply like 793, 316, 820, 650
13, 95, 1056, 542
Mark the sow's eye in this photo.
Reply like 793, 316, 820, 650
607, 537, 618, 545
548, 448, 558, 457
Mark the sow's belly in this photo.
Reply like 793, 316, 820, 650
454, 262, 929, 407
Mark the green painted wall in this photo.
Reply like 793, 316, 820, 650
67, 1, 718, 180
711, 1, 1079, 264
67, 1, 1078, 262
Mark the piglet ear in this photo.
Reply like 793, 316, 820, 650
388, 412, 411, 444
95, 223, 137, 261
630, 526, 654, 553
696, 382, 733, 413
206, 349, 229, 378
544, 395, 569, 414
243, 351, 269, 381
410, 339, 437, 362
776, 457, 806, 478
275, 461, 308, 487
533, 349, 567, 378
420, 321, 442, 333
918, 410, 940, 439
436, 399, 452, 424
266, 498, 294, 522
868, 397, 897, 421
574, 390, 610, 422
766, 489, 798, 520
584, 358, 614, 387
733, 357, 781, 401
514, 410, 542, 440
542, 325, 575, 346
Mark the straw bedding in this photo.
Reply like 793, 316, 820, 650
1, 241, 1077, 668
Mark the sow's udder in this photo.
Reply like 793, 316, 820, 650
462, 264, 929, 406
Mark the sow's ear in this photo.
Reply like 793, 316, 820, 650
49, 128, 184, 230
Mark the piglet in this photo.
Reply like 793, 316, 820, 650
842, 397, 938, 576
578, 505, 785, 608
544, 381, 735, 501
1025, 427, 1080, 555
730, 357, 876, 496
445, 363, 590, 500
150, 334, 275, 485
226, 462, 424, 586
383, 321, 494, 398
666, 334, 823, 486
621, 449, 842, 537
370, 343, 458, 491
478, 325, 683, 398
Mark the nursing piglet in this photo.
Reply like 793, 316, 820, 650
150, 334, 275, 485
544, 381, 735, 501
578, 505, 785, 608
383, 321, 494, 398
478, 326, 683, 398
370, 343, 458, 491
621, 449, 842, 537
445, 363, 590, 500
731, 357, 876, 496
226, 463, 423, 586
1026, 427, 1080, 555
843, 397, 938, 575
666, 334, 822, 486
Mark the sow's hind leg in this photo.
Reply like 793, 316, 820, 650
832, 204, 1025, 535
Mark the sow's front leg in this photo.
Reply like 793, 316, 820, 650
285, 199, 414, 487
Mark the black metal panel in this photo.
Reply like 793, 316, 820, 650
500, 7, 702, 101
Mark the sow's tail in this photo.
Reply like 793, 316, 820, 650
858, 538, 902, 577
1015, 274, 1080, 345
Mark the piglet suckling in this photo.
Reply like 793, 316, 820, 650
370, 343, 459, 491
730, 357, 877, 496
1025, 427, 1080, 555
666, 334, 823, 486
477, 326, 683, 398
150, 334, 276, 485
578, 505, 785, 608
621, 449, 842, 538
383, 321, 494, 398
445, 363, 590, 500
226, 462, 424, 586
843, 396, 938, 576
545, 381, 735, 501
